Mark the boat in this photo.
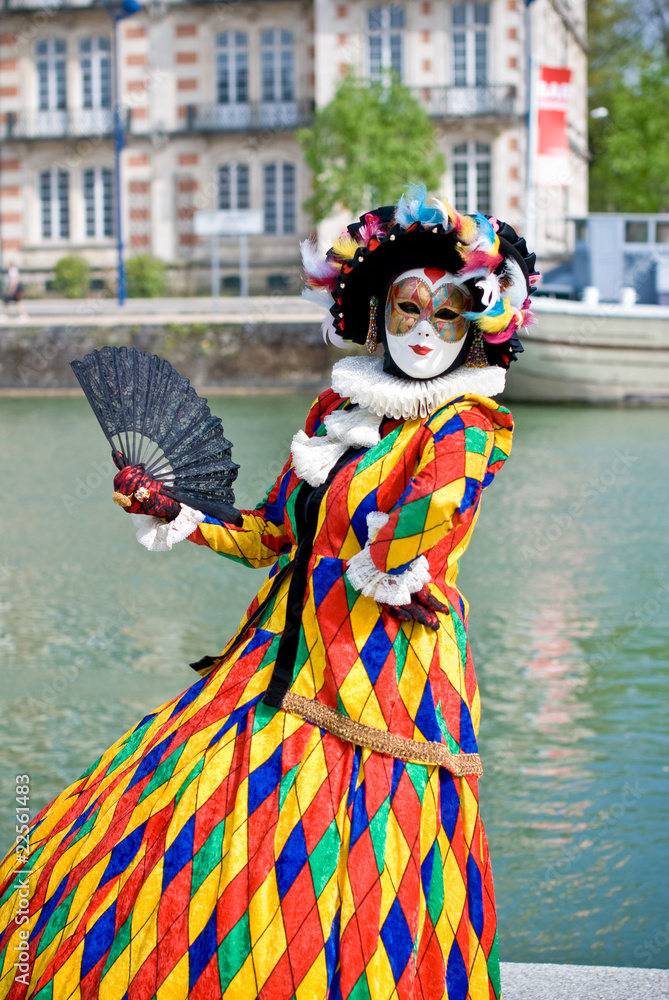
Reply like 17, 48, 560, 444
503, 298, 669, 404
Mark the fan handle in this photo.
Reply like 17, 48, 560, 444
163, 489, 243, 527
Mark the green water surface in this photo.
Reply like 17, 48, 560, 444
0, 395, 667, 968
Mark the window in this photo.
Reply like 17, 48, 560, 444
83, 167, 114, 238
574, 219, 588, 242
263, 162, 296, 234
368, 6, 404, 81
656, 222, 669, 244
36, 39, 66, 111
451, 3, 489, 87
80, 37, 111, 110
261, 30, 295, 102
452, 141, 491, 214
625, 221, 648, 243
40, 169, 69, 239
218, 163, 250, 210
216, 32, 248, 105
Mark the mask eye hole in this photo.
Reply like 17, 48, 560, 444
397, 300, 420, 316
434, 307, 458, 321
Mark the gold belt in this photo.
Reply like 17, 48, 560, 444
282, 692, 483, 777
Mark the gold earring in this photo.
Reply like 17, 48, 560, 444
365, 296, 378, 354
465, 326, 488, 367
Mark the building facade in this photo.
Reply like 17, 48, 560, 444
0, 0, 587, 294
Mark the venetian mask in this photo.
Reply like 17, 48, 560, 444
384, 268, 473, 379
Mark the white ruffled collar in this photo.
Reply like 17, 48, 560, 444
331, 356, 506, 420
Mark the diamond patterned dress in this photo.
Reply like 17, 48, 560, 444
0, 376, 513, 1000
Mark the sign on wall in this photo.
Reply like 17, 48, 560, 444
194, 210, 264, 236
537, 67, 572, 187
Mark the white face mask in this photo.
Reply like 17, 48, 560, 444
384, 268, 473, 379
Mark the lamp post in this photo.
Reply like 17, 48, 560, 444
524, 0, 538, 252
105, 0, 141, 306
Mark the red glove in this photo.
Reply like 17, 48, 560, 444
384, 585, 450, 632
112, 464, 181, 520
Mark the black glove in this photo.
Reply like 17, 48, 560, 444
383, 585, 450, 631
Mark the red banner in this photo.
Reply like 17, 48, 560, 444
537, 67, 571, 187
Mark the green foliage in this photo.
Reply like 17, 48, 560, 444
53, 256, 90, 298
588, 0, 669, 211
590, 62, 669, 212
297, 74, 445, 223
125, 255, 167, 298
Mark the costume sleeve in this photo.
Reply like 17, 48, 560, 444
133, 389, 344, 567
346, 401, 513, 600
186, 455, 294, 568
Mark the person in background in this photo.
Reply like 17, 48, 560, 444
1, 262, 28, 322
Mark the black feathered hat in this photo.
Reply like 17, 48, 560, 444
301, 185, 539, 369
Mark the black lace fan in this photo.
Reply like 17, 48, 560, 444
71, 346, 242, 525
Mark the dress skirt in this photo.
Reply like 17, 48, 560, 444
0, 657, 500, 1000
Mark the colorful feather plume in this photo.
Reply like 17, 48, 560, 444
356, 213, 387, 245
332, 233, 360, 261
395, 184, 449, 230
456, 213, 503, 276
300, 238, 340, 292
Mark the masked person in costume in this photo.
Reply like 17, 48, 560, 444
0, 186, 537, 1000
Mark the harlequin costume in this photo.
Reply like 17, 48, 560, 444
0, 187, 538, 1000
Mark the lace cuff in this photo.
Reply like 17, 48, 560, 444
345, 511, 432, 605
130, 505, 205, 552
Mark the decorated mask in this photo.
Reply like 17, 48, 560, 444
384, 268, 474, 379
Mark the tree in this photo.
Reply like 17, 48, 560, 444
587, 0, 669, 211
297, 74, 445, 224
589, 63, 669, 211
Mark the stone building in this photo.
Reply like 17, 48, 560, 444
0, 0, 587, 294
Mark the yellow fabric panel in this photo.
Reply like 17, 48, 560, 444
295, 951, 328, 1000
130, 856, 162, 942
52, 937, 85, 999
156, 952, 189, 1000
365, 945, 396, 1000
460, 778, 479, 849
99, 944, 132, 1000
222, 953, 257, 1000
219, 775, 249, 886
465, 449, 490, 481
197, 511, 287, 567
469, 943, 492, 998
250, 901, 287, 990
443, 848, 467, 920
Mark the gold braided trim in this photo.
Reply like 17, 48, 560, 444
282, 692, 483, 776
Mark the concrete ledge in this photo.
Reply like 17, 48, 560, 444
500, 962, 669, 999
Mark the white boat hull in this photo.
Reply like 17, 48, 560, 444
503, 300, 669, 404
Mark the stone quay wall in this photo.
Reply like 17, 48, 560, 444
0, 321, 335, 391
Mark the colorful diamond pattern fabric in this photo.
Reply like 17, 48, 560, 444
0, 386, 512, 999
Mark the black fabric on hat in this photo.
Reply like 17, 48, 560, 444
331, 226, 466, 346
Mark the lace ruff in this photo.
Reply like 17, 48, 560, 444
331, 355, 506, 420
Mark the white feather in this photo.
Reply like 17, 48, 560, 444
299, 237, 333, 280
301, 286, 333, 309
321, 312, 348, 349
429, 197, 451, 227
501, 257, 529, 308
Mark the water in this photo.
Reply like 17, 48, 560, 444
0, 395, 667, 969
